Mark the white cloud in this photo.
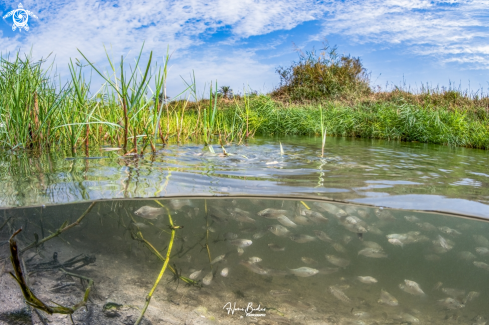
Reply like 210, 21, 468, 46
319, 0, 489, 69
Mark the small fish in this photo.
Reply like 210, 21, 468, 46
378, 290, 398, 306
169, 199, 192, 210
132, 222, 148, 229
399, 280, 425, 296
248, 257, 262, 264
202, 271, 213, 285
313, 202, 347, 217
362, 241, 383, 250
228, 239, 253, 247
442, 288, 465, 298
301, 257, 318, 265
293, 215, 315, 226
398, 313, 420, 323
269, 289, 291, 296
267, 225, 290, 237
329, 285, 351, 303
101, 147, 122, 151
404, 215, 420, 223
333, 243, 348, 253
277, 215, 298, 228
433, 281, 443, 290
220, 268, 229, 277
473, 235, 489, 247
313, 230, 333, 242
416, 222, 437, 231
463, 291, 480, 304
239, 260, 269, 275
258, 208, 289, 219
289, 267, 319, 277
318, 267, 339, 275
202, 226, 216, 233
229, 209, 256, 223
289, 234, 316, 243
432, 235, 453, 253
438, 226, 461, 236
189, 269, 202, 280
325, 255, 350, 268
358, 248, 387, 258
438, 297, 465, 310
375, 208, 395, 221
225, 232, 238, 240
252, 231, 267, 239
357, 276, 377, 284
343, 235, 352, 244
303, 209, 329, 223
134, 206, 164, 219
388, 238, 404, 248
476, 247, 489, 256
457, 251, 477, 261
268, 243, 285, 251
237, 247, 244, 255
210, 254, 226, 264
473, 261, 489, 271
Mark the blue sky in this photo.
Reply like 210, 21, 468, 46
1, 0, 489, 98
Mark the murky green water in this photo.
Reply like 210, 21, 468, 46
1, 198, 488, 324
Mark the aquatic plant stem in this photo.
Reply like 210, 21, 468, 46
9, 229, 93, 319
135, 201, 178, 325
21, 202, 96, 254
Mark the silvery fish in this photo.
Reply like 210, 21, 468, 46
269, 289, 291, 296
333, 243, 348, 253
416, 222, 438, 231
314, 230, 333, 242
303, 209, 328, 223
357, 210, 368, 219
289, 267, 319, 277
169, 199, 192, 210
258, 208, 289, 219
202, 271, 213, 285
225, 232, 238, 240
374, 208, 395, 221
220, 267, 229, 277
433, 281, 443, 290
301, 257, 318, 265
325, 255, 350, 268
388, 238, 404, 248
329, 285, 351, 303
378, 290, 398, 306
239, 260, 269, 275
252, 230, 267, 239
228, 239, 253, 247
473, 261, 489, 271
432, 235, 453, 253
357, 276, 377, 284
277, 215, 298, 228
442, 288, 465, 298
229, 208, 256, 223
463, 291, 480, 304
404, 215, 420, 223
367, 225, 383, 235
289, 234, 316, 243
398, 313, 419, 323
237, 247, 244, 255
438, 226, 462, 236
473, 235, 489, 247
343, 235, 352, 244
268, 225, 290, 237
293, 215, 315, 226
399, 280, 425, 296
313, 202, 347, 218
268, 243, 285, 251
438, 297, 465, 310
362, 241, 383, 250
318, 267, 340, 275
358, 248, 387, 258
457, 251, 477, 261
210, 254, 226, 264
476, 247, 489, 256
134, 206, 164, 219
189, 269, 202, 280
248, 256, 262, 264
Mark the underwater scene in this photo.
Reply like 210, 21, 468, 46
1, 197, 488, 325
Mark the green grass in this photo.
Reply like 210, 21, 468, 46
1, 46, 489, 152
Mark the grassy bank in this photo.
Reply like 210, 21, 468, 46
1, 46, 488, 152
